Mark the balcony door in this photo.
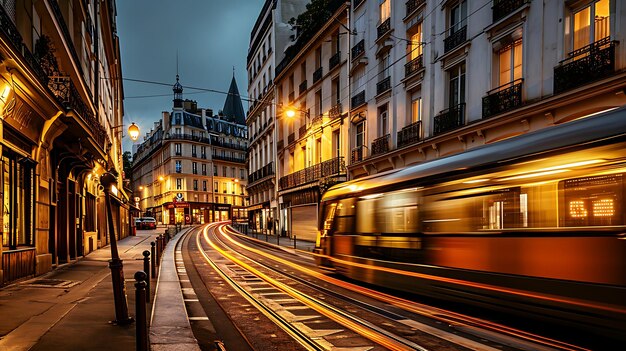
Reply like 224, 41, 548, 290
448, 62, 466, 108
572, 0, 610, 52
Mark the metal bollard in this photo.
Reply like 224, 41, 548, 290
134, 271, 149, 351
293, 234, 297, 250
150, 242, 156, 277
156, 235, 162, 263
142, 250, 151, 299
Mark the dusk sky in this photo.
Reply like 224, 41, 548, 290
116, 0, 265, 153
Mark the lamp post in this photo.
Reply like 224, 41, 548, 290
110, 122, 140, 141
101, 169, 133, 325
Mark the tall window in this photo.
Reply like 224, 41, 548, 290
315, 90, 323, 117
315, 47, 322, 69
192, 145, 197, 156
175, 143, 181, 155
332, 77, 340, 105
2, 153, 35, 249
193, 180, 198, 191
240, 169, 245, 179
450, 0, 467, 34
331, 31, 340, 55
498, 40, 522, 87
316, 138, 322, 163
408, 23, 423, 60
223, 166, 227, 177
213, 165, 218, 176
332, 130, 340, 159
356, 121, 365, 148
175, 160, 182, 173
411, 97, 422, 123
378, 104, 388, 137
176, 178, 182, 190
380, 51, 391, 79
192, 162, 197, 174
202, 163, 207, 175
449, 62, 466, 107
379, 0, 390, 22
203, 180, 207, 191
573, 0, 610, 51
214, 182, 219, 192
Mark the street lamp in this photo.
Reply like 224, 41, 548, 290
128, 122, 140, 141
110, 122, 141, 141
100, 169, 133, 325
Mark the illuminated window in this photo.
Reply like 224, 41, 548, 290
498, 39, 522, 87
408, 24, 422, 60
379, 0, 390, 22
411, 97, 422, 124
573, 0, 610, 52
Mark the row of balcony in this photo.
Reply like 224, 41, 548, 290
248, 161, 275, 184
165, 133, 248, 151
278, 157, 346, 191
351, 36, 615, 121
212, 154, 246, 164
1, 3, 109, 150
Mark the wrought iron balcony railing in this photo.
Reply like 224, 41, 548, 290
329, 51, 341, 70
329, 103, 342, 120
371, 134, 390, 156
212, 154, 246, 163
0, 5, 47, 84
444, 25, 467, 53
313, 66, 323, 83
351, 90, 366, 110
405, 54, 424, 77
299, 80, 308, 94
406, 0, 426, 17
493, 0, 527, 23
351, 39, 365, 60
48, 76, 107, 148
376, 76, 391, 95
434, 103, 465, 135
351, 146, 365, 163
248, 161, 275, 184
279, 157, 346, 191
554, 37, 615, 94
482, 79, 523, 118
397, 120, 421, 148
377, 18, 391, 39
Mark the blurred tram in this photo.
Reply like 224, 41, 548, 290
315, 107, 626, 338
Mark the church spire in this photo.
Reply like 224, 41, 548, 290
222, 75, 245, 125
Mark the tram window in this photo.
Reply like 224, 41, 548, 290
321, 203, 336, 237
356, 198, 377, 233
334, 198, 356, 234
559, 174, 624, 227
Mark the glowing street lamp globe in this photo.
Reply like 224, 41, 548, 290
128, 123, 140, 141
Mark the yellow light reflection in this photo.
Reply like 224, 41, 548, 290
498, 169, 569, 181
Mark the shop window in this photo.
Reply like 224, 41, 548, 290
2, 153, 35, 249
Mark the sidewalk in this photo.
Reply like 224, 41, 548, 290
0, 230, 162, 351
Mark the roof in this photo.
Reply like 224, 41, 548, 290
222, 76, 246, 125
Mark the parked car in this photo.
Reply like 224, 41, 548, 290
135, 217, 157, 230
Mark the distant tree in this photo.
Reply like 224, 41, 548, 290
122, 151, 132, 179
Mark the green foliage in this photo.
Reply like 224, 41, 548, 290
122, 151, 132, 178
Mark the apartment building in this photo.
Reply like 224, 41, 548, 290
349, 0, 626, 178
131, 76, 249, 226
273, 0, 350, 241
0, 0, 126, 284
246, 0, 308, 235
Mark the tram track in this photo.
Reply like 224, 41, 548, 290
218, 224, 590, 351
191, 222, 590, 351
